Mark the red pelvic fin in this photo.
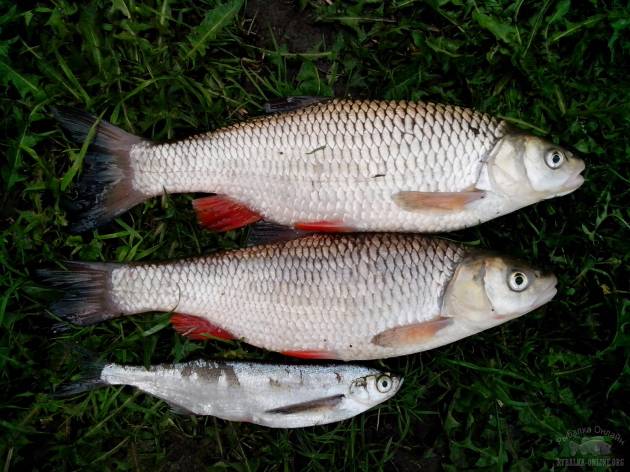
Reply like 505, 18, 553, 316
192, 195, 262, 232
281, 350, 338, 360
293, 220, 352, 233
170, 313, 234, 341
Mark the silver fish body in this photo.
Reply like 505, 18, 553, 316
132, 100, 506, 231
44, 234, 558, 360
93, 360, 401, 428
55, 100, 585, 233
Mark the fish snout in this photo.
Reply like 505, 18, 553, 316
538, 273, 558, 304
558, 158, 586, 195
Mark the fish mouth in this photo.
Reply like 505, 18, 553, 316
532, 275, 558, 310
496, 275, 557, 321
553, 160, 586, 197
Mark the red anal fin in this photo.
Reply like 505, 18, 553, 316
192, 195, 262, 232
170, 313, 234, 341
281, 350, 338, 360
294, 220, 353, 233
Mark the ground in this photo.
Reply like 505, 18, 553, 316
1, 0, 629, 470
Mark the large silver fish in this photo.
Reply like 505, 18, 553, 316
40, 233, 557, 360
54, 98, 585, 233
59, 359, 402, 428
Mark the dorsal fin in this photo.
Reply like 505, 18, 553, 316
264, 96, 329, 114
246, 221, 309, 247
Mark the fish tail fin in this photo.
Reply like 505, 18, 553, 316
53, 345, 109, 397
37, 261, 124, 326
52, 107, 149, 232
54, 370, 108, 397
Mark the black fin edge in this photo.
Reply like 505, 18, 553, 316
52, 106, 146, 233
263, 96, 330, 114
246, 221, 310, 247
36, 261, 122, 326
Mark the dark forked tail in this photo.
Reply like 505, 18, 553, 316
37, 262, 124, 326
51, 345, 109, 397
53, 107, 149, 232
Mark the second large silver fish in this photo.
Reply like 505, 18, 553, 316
41, 234, 557, 360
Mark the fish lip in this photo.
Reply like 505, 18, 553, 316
552, 160, 586, 197
388, 375, 404, 396
387, 376, 403, 398
561, 173, 585, 194
531, 275, 558, 309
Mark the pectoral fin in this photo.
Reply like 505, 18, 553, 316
266, 394, 344, 415
166, 401, 196, 415
393, 190, 485, 211
371, 317, 453, 347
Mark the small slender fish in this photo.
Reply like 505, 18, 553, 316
54, 98, 585, 234
40, 233, 557, 360
58, 359, 402, 428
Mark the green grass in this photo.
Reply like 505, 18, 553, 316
1, 0, 629, 470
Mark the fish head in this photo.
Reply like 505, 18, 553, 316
579, 438, 612, 455
347, 372, 403, 406
484, 133, 585, 204
443, 253, 557, 329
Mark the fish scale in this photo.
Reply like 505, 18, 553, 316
126, 100, 507, 231
105, 234, 467, 360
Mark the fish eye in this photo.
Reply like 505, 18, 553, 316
376, 375, 393, 393
545, 150, 565, 169
508, 271, 529, 292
